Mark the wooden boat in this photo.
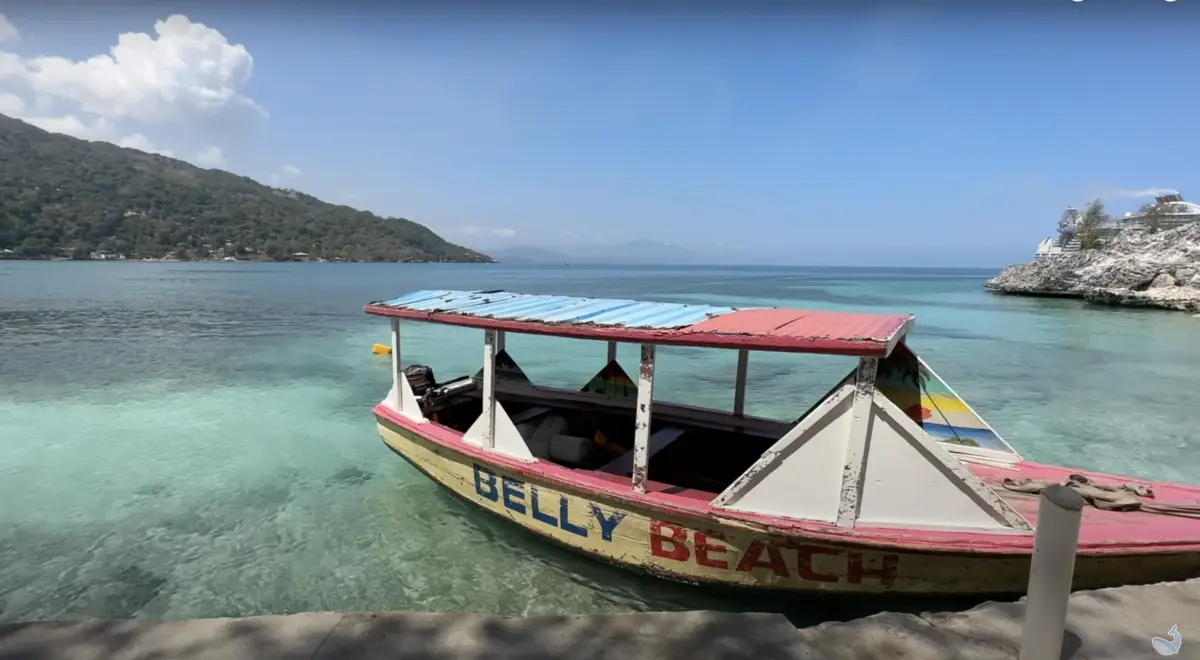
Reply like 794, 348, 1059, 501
365, 290, 1200, 595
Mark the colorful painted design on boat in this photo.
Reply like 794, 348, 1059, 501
874, 344, 1011, 453
581, 360, 637, 398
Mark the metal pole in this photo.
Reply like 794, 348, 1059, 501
631, 343, 656, 493
390, 318, 403, 412
607, 341, 617, 363
1019, 485, 1085, 660
733, 349, 749, 417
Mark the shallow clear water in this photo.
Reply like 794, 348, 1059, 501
1, 261, 1197, 623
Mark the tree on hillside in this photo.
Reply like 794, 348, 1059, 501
1138, 201, 1169, 234
1075, 199, 1109, 250
0, 114, 492, 262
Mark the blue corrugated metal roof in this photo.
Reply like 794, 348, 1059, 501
376, 289, 739, 329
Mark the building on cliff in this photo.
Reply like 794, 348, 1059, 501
1035, 192, 1200, 259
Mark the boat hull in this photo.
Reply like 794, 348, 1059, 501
376, 416, 1200, 596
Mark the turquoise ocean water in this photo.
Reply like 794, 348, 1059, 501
1, 261, 1197, 623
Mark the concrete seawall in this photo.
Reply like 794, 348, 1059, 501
1, 579, 1196, 659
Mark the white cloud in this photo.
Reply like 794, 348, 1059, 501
195, 145, 224, 167
0, 52, 21, 78
0, 13, 265, 162
24, 113, 113, 141
118, 133, 174, 157
4, 14, 264, 123
0, 91, 25, 114
265, 163, 302, 185
0, 12, 18, 44
11, 110, 176, 157
1105, 187, 1179, 199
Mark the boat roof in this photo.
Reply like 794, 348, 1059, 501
365, 289, 914, 357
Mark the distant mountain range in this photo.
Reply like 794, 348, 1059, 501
487, 240, 727, 265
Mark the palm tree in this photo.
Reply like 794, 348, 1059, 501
1075, 199, 1109, 249
1137, 200, 1168, 234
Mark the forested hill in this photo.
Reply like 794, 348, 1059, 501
0, 114, 491, 262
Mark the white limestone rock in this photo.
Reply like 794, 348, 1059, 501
986, 223, 1200, 313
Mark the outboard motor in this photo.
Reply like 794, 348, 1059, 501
403, 364, 437, 398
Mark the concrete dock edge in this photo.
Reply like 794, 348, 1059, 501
1, 578, 1196, 659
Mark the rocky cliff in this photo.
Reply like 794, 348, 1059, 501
986, 223, 1200, 312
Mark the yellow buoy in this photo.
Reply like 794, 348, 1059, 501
372, 343, 392, 355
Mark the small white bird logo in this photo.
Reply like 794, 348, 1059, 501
1152, 625, 1183, 656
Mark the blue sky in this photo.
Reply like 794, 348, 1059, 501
1, 2, 1197, 266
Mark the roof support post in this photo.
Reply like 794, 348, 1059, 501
733, 349, 749, 417
389, 318, 404, 413
607, 341, 617, 364
631, 343, 656, 493
495, 330, 506, 353
481, 329, 498, 449
837, 356, 878, 528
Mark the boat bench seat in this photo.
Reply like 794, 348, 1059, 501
597, 426, 688, 476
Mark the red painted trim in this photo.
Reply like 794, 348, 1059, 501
364, 305, 902, 357
375, 404, 1200, 556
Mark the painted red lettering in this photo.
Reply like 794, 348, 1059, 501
649, 521, 690, 561
847, 551, 899, 587
693, 532, 729, 569
736, 541, 790, 578
795, 545, 840, 583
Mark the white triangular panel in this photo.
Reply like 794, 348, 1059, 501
463, 401, 535, 462
859, 393, 1030, 531
712, 385, 855, 523
712, 383, 1030, 532
384, 374, 427, 423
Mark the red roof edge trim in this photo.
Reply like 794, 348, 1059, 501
364, 304, 914, 357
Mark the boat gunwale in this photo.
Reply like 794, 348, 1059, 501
362, 303, 913, 358
375, 403, 1200, 557
377, 430, 1045, 597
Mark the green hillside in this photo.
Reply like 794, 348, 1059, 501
0, 114, 490, 262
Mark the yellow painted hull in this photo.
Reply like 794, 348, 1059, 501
376, 417, 1200, 595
